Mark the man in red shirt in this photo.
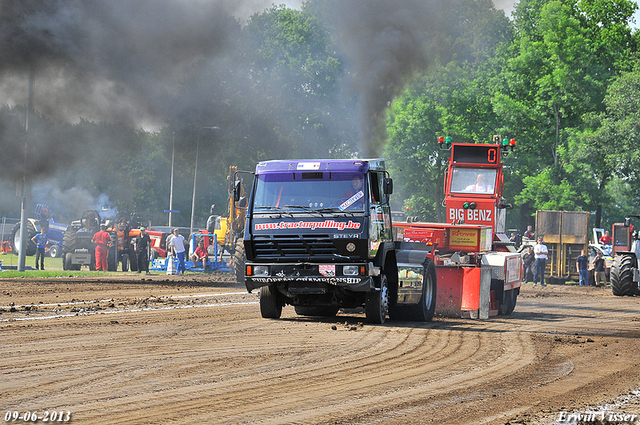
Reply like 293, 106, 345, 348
190, 240, 208, 269
599, 230, 612, 245
92, 224, 111, 271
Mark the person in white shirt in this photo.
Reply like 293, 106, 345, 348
464, 173, 493, 193
170, 229, 186, 274
534, 236, 548, 286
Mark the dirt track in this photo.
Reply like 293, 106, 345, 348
2, 273, 640, 425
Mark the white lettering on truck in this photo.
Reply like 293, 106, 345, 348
448, 208, 492, 222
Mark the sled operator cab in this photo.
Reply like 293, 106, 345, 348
443, 138, 514, 239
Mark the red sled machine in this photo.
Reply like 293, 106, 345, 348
394, 136, 522, 318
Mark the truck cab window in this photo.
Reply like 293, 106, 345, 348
450, 168, 497, 194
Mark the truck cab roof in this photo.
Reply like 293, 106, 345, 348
255, 159, 386, 174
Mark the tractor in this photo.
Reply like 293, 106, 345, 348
609, 215, 640, 296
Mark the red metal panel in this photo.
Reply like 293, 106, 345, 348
436, 266, 481, 316
436, 267, 463, 315
461, 267, 481, 311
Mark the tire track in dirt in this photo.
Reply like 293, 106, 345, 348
3, 283, 640, 425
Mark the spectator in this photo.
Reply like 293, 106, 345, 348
191, 240, 208, 268
534, 237, 548, 286
522, 246, 535, 283
599, 230, 612, 246
31, 227, 48, 271
92, 224, 111, 271
134, 226, 151, 274
576, 249, 589, 286
523, 225, 535, 240
593, 252, 607, 287
170, 228, 187, 274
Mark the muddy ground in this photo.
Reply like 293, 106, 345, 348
2, 273, 640, 424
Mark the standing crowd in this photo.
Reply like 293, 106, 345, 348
27, 225, 200, 275
521, 226, 609, 287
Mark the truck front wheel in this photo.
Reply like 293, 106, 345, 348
260, 284, 282, 319
365, 274, 389, 324
233, 239, 246, 286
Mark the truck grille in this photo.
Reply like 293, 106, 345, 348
253, 234, 338, 258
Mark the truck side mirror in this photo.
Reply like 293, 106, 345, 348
234, 180, 242, 202
625, 217, 631, 227
384, 178, 393, 195
238, 197, 248, 208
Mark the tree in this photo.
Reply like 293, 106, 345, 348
384, 0, 512, 221
495, 0, 637, 222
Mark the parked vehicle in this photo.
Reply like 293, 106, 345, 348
10, 204, 68, 257
609, 215, 640, 296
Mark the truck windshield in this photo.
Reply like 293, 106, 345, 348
450, 168, 497, 194
252, 172, 366, 212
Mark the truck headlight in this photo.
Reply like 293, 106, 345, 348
253, 265, 270, 276
343, 265, 359, 276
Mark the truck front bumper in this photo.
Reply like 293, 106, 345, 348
245, 262, 376, 293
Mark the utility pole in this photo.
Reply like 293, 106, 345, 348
168, 132, 176, 227
189, 126, 218, 236
18, 66, 34, 271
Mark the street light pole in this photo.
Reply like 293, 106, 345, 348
168, 132, 176, 227
189, 126, 218, 237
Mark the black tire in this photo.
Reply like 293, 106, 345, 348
121, 253, 129, 272
64, 252, 80, 271
499, 287, 518, 315
62, 227, 78, 257
260, 284, 282, 319
294, 305, 339, 317
48, 244, 60, 258
10, 221, 37, 256
611, 254, 636, 296
411, 259, 437, 321
365, 274, 389, 324
233, 239, 246, 285
107, 246, 117, 271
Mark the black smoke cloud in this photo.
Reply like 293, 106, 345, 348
328, 0, 441, 156
0, 0, 242, 127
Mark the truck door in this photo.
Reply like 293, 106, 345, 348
368, 172, 392, 258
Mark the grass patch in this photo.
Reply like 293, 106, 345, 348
0, 253, 123, 278
0, 270, 111, 278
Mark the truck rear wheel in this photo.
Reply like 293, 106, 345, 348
260, 284, 282, 319
412, 259, 437, 321
389, 259, 437, 322
365, 274, 389, 324
611, 254, 636, 296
